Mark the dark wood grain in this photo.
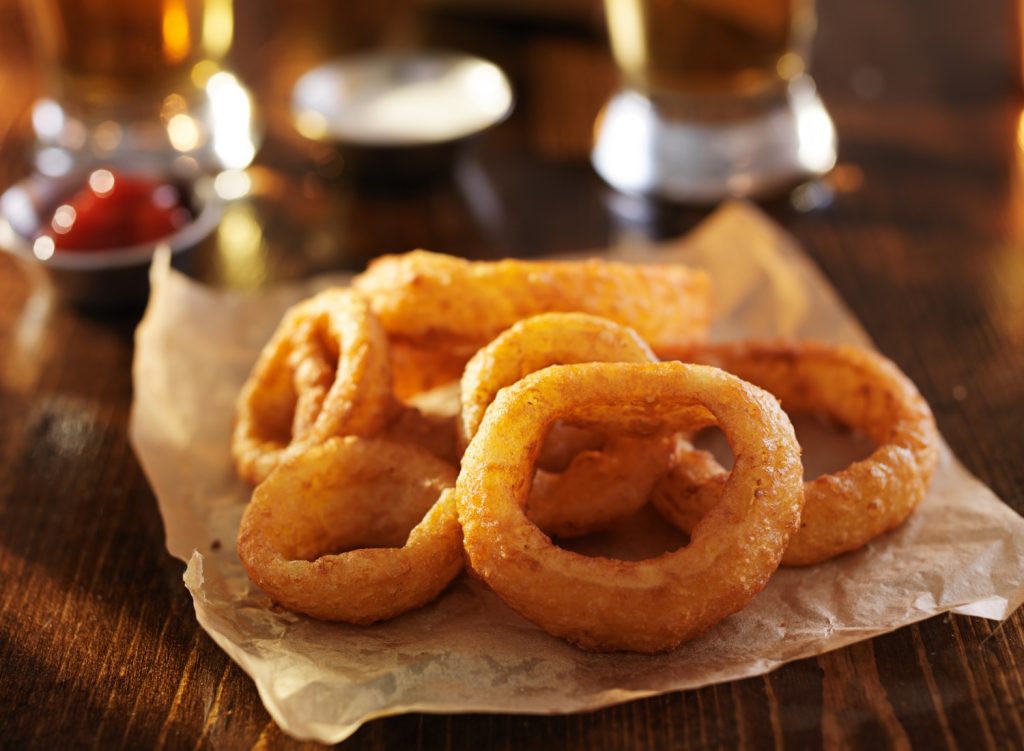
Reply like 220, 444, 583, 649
1, 0, 1023, 748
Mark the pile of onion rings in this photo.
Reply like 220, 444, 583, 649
232, 250, 939, 652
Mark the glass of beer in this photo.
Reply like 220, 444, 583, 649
21, 0, 257, 177
592, 0, 836, 202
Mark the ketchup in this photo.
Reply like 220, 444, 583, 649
45, 170, 194, 252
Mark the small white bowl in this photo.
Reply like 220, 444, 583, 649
292, 51, 514, 182
0, 169, 222, 307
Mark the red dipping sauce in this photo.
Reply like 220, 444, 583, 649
45, 169, 194, 252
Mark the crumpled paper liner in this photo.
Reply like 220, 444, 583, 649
129, 202, 1024, 744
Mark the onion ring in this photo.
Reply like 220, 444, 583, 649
459, 313, 672, 538
352, 250, 712, 354
456, 361, 803, 652
237, 436, 461, 624
652, 341, 939, 566
232, 289, 393, 484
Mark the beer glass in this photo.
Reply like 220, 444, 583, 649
22, 0, 257, 176
592, 0, 836, 202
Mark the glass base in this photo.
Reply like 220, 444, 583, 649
30, 71, 259, 179
591, 76, 837, 204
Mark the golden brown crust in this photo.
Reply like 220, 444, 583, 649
389, 339, 472, 401
652, 340, 939, 566
353, 250, 712, 354
456, 361, 804, 653
237, 437, 461, 624
459, 313, 671, 538
231, 289, 393, 485
525, 433, 675, 537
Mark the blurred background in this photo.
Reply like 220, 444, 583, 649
0, 0, 1014, 289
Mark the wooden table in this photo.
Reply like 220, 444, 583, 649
2, 0, 1023, 748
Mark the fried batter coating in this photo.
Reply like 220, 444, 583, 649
653, 341, 939, 566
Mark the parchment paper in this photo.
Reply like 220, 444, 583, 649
129, 202, 1024, 745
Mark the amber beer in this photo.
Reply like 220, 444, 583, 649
603, 0, 815, 98
24, 0, 224, 120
